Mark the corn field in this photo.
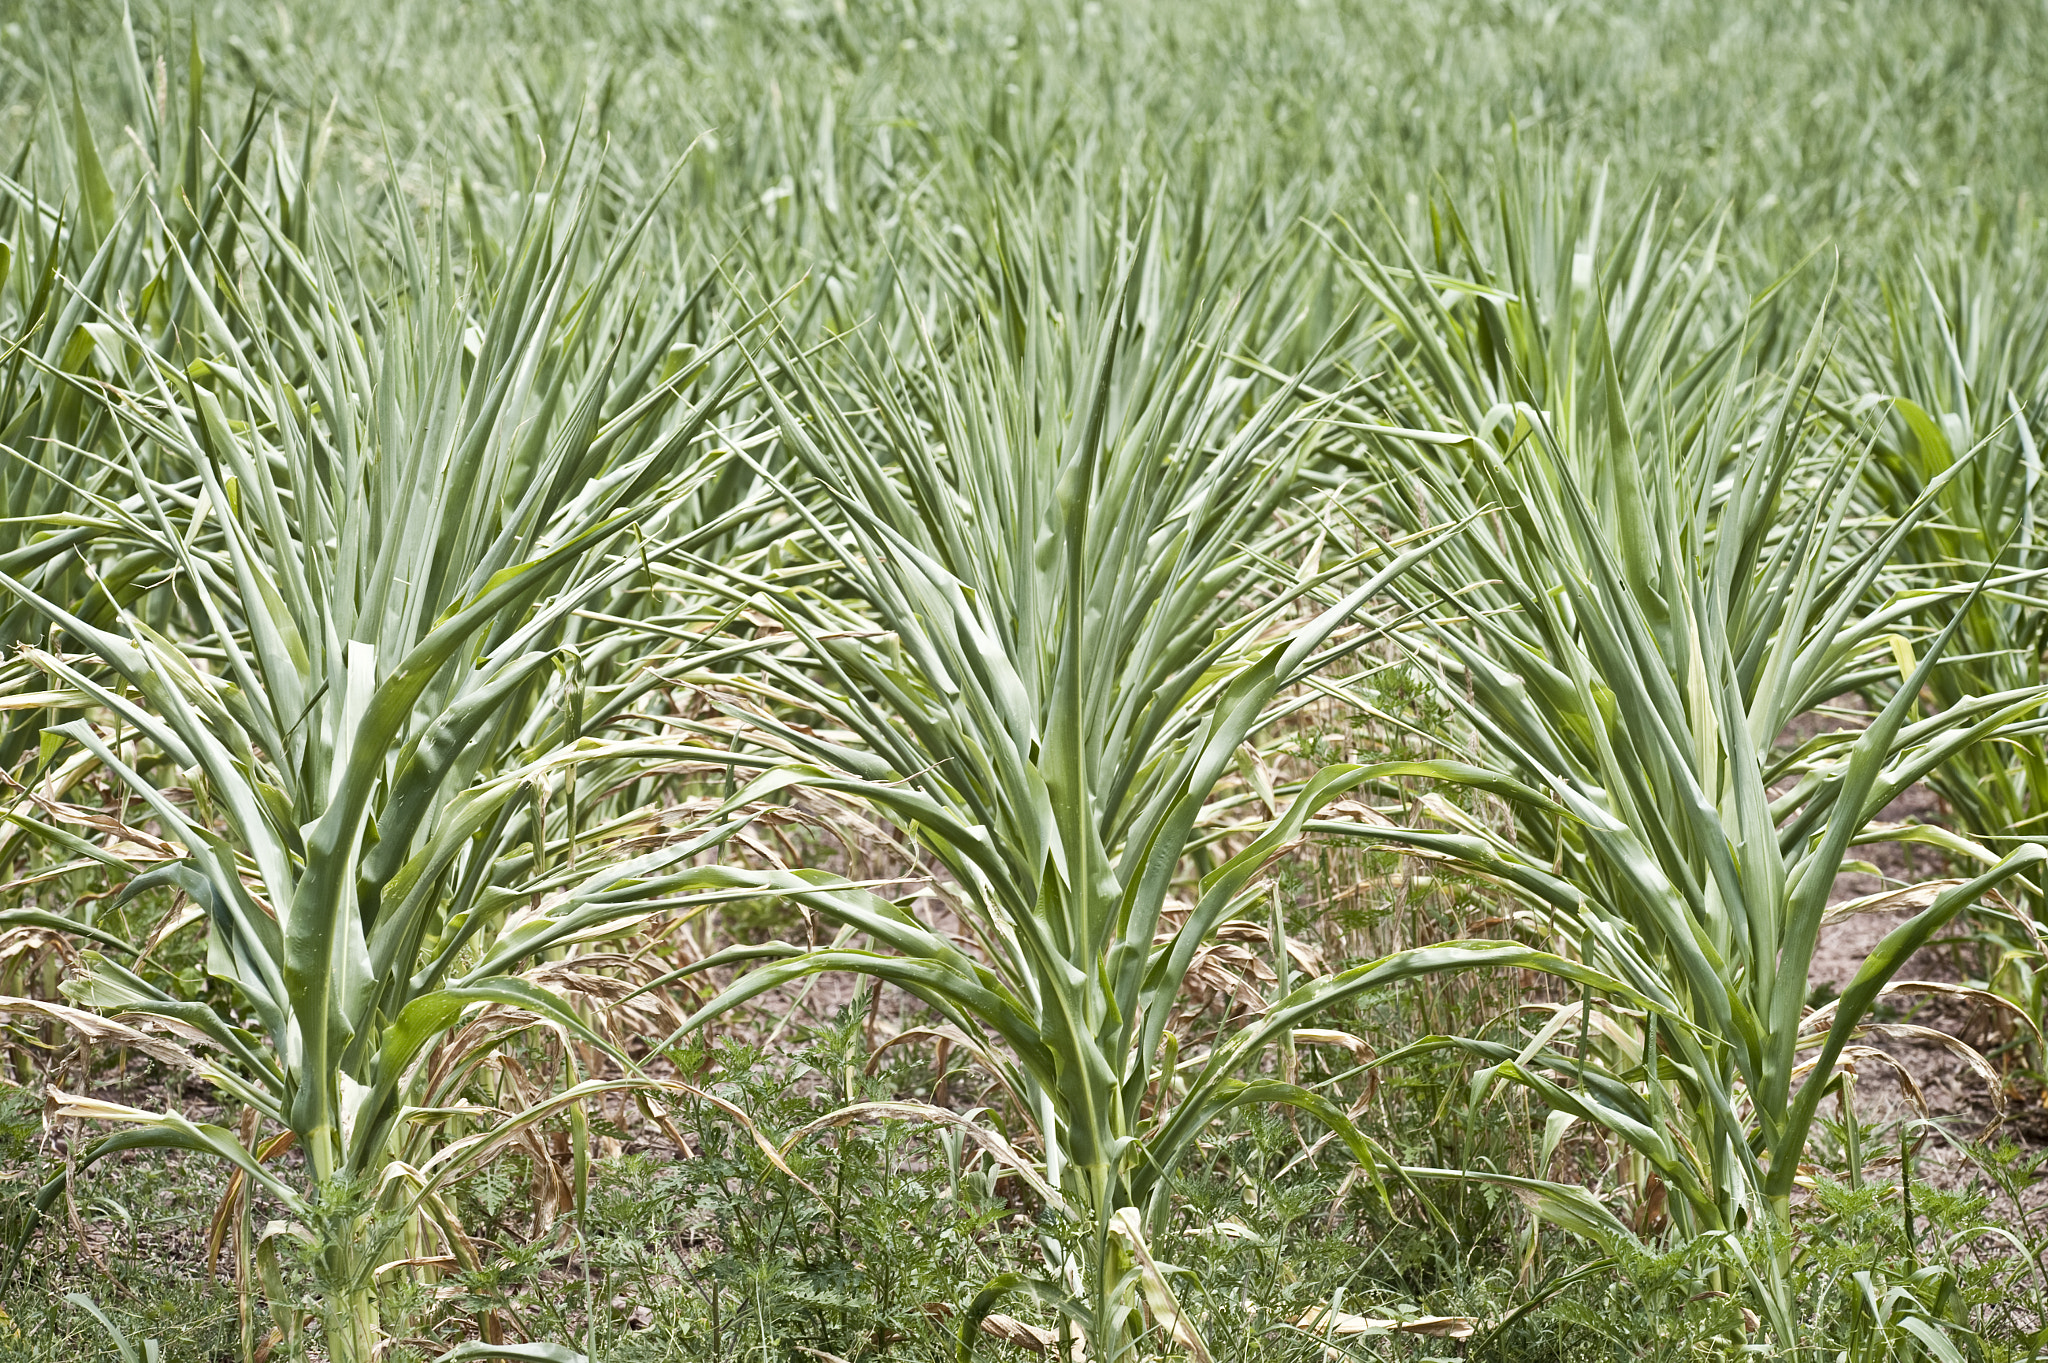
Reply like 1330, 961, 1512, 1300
5, 1, 2048, 1359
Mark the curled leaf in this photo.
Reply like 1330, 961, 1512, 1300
1297, 1305, 1478, 1338
1108, 1207, 1213, 1363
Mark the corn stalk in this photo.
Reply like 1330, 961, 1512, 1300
1827, 253, 2048, 1066
653, 198, 1637, 1361
1, 153, 788, 1360
1319, 180, 2048, 1343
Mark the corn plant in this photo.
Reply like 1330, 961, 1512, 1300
1317, 184, 2048, 1342
0, 19, 307, 960
628, 200, 1653, 1362
0, 159, 806, 1358
1827, 253, 2048, 1065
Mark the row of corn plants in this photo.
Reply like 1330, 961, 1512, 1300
7, 12, 2048, 1361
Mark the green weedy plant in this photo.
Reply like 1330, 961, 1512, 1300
0, 162, 797, 1359
641, 199, 1641, 1362
1317, 182, 2048, 1343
